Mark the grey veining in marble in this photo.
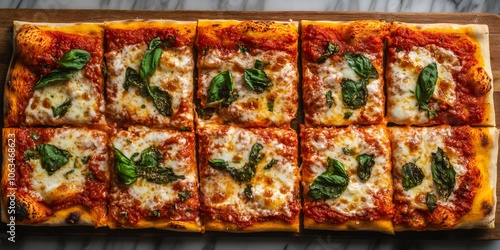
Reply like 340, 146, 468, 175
0, 0, 499, 13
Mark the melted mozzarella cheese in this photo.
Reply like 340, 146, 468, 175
387, 45, 461, 124
29, 129, 108, 203
112, 127, 195, 211
306, 126, 391, 217
106, 43, 194, 127
25, 70, 102, 125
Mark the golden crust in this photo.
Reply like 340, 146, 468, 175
204, 215, 300, 232
304, 217, 394, 234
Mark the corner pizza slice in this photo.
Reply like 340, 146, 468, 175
301, 20, 388, 126
389, 125, 498, 231
198, 125, 301, 232
300, 125, 394, 234
196, 20, 299, 128
104, 20, 196, 131
1, 128, 109, 227
108, 126, 201, 231
386, 22, 495, 126
4, 21, 105, 127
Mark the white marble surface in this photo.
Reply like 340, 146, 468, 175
1, 0, 500, 249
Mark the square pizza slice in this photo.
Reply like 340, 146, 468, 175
4, 21, 106, 127
198, 125, 300, 232
196, 20, 299, 128
300, 125, 394, 234
104, 20, 196, 131
386, 22, 495, 126
389, 125, 498, 231
1, 128, 109, 227
301, 20, 388, 126
108, 126, 201, 231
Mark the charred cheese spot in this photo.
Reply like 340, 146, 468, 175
66, 212, 81, 224
14, 199, 30, 221
481, 200, 493, 215
480, 133, 490, 147
468, 66, 492, 95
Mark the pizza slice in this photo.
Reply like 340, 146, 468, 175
196, 20, 299, 128
198, 125, 300, 232
386, 22, 495, 126
300, 125, 394, 234
389, 125, 498, 231
4, 21, 105, 127
301, 20, 388, 126
108, 126, 201, 231
1, 128, 109, 226
104, 20, 196, 131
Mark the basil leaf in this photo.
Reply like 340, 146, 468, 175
124, 67, 149, 97
308, 157, 349, 200
207, 70, 237, 106
267, 99, 274, 112
34, 68, 77, 89
426, 192, 437, 213
264, 159, 277, 170
30, 132, 40, 140
244, 184, 253, 200
148, 85, 173, 116
81, 156, 90, 164
208, 159, 230, 170
317, 42, 338, 64
178, 190, 191, 202
152, 210, 161, 218
343, 112, 353, 119
54, 49, 90, 70
415, 62, 438, 118
136, 164, 185, 184
346, 53, 378, 79
113, 146, 137, 185
208, 143, 264, 183
342, 147, 354, 155
51, 99, 72, 118
402, 162, 425, 190
140, 37, 163, 80
244, 60, 272, 93
37, 144, 72, 175
134, 146, 163, 168
325, 90, 334, 108
196, 107, 216, 120
237, 44, 248, 54
341, 78, 367, 109
356, 154, 375, 181
24, 148, 40, 161
431, 147, 456, 199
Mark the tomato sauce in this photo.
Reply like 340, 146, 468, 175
106, 28, 192, 52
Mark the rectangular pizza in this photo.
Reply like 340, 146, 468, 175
301, 20, 388, 126
197, 125, 301, 232
386, 22, 495, 126
389, 125, 498, 230
104, 20, 196, 131
1, 127, 109, 227
4, 21, 106, 127
195, 20, 299, 128
107, 126, 201, 231
300, 125, 395, 234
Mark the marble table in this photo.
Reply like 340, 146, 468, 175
0, 0, 499, 249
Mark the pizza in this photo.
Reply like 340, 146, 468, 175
195, 20, 299, 128
389, 125, 498, 231
300, 125, 395, 233
386, 22, 495, 126
1, 127, 109, 226
197, 125, 301, 232
4, 21, 105, 127
301, 20, 388, 126
104, 20, 196, 131
108, 126, 201, 231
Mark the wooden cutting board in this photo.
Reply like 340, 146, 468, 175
0, 9, 499, 240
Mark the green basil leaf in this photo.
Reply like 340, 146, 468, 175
208, 159, 230, 170
30, 132, 40, 140
208, 143, 263, 183
254, 59, 265, 70
113, 146, 137, 185
237, 44, 248, 54
325, 90, 335, 109
343, 112, 353, 119
37, 144, 72, 175
431, 147, 456, 199
148, 85, 174, 116
196, 107, 216, 120
134, 146, 163, 168
124, 67, 149, 97
24, 148, 40, 161
426, 192, 437, 213
54, 49, 90, 70
140, 37, 163, 80
152, 210, 161, 218
244, 184, 253, 200
402, 162, 425, 190
346, 53, 378, 79
248, 143, 264, 165
341, 78, 367, 109
178, 190, 191, 202
267, 99, 274, 112
81, 156, 90, 164
415, 62, 438, 118
264, 159, 277, 170
136, 164, 185, 184
308, 157, 349, 200
207, 71, 237, 106
317, 42, 338, 64
244, 61, 272, 93
342, 147, 354, 155
51, 99, 72, 118
356, 154, 375, 181
34, 68, 77, 89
